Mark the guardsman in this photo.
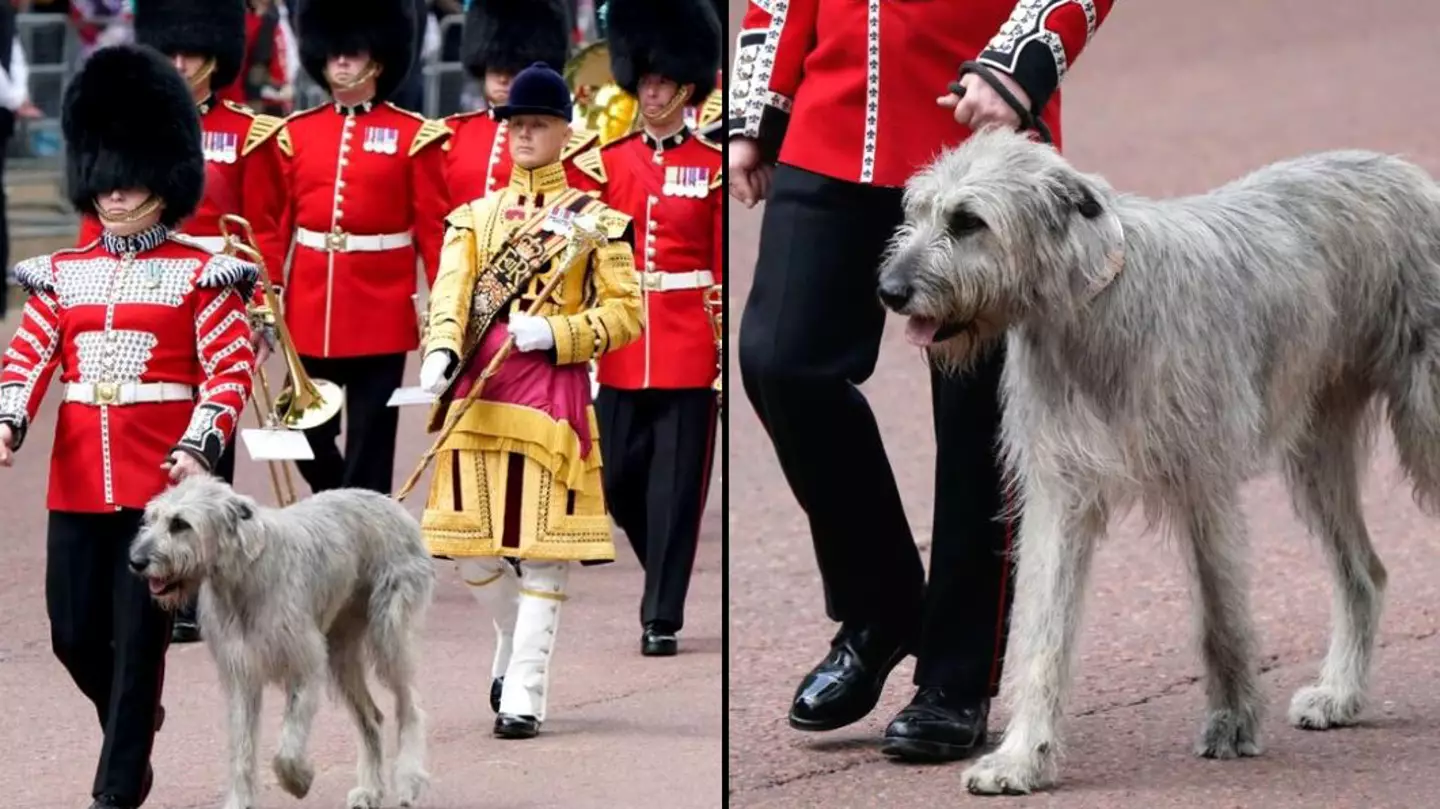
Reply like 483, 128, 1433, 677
444, 0, 602, 206
283, 0, 451, 495
0, 43, 258, 809
72, 0, 290, 644
580, 0, 722, 658
415, 63, 642, 740
729, 0, 1115, 763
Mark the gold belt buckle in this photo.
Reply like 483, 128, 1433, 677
93, 381, 119, 405
326, 229, 349, 252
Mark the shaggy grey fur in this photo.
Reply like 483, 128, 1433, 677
129, 476, 436, 809
877, 128, 1440, 795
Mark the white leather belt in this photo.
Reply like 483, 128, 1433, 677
186, 235, 227, 252
640, 270, 714, 291
64, 382, 196, 406
296, 227, 414, 252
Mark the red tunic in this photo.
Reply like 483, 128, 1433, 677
75, 97, 292, 308
282, 100, 451, 358
587, 129, 723, 390
216, 11, 291, 114
442, 109, 603, 206
0, 227, 258, 513
728, 0, 1117, 186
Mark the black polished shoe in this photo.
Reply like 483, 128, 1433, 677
89, 797, 134, 809
788, 623, 910, 732
641, 624, 678, 656
881, 688, 990, 762
493, 713, 540, 739
490, 677, 503, 713
170, 620, 200, 644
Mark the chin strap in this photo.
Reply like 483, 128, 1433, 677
95, 194, 163, 226
948, 60, 1053, 145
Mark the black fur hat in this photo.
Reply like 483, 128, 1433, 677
132, 0, 247, 91
299, 0, 416, 101
62, 43, 204, 227
462, 0, 572, 80
607, 0, 721, 100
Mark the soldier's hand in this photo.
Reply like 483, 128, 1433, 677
939, 70, 1030, 132
729, 138, 774, 209
162, 451, 207, 482
419, 350, 455, 394
251, 328, 275, 366
0, 424, 13, 468
508, 314, 555, 353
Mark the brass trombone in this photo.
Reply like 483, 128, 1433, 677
704, 284, 723, 398
217, 214, 344, 506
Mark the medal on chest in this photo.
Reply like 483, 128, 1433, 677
540, 206, 576, 236
363, 126, 400, 155
663, 166, 711, 199
202, 130, 238, 164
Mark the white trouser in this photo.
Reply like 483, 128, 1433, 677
457, 558, 570, 722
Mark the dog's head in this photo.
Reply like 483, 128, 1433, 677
877, 128, 1124, 371
128, 474, 262, 610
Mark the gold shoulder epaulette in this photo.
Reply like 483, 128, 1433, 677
710, 167, 723, 191
573, 147, 607, 184
242, 113, 290, 157
409, 118, 451, 157
592, 205, 632, 240
698, 88, 722, 129
562, 129, 598, 161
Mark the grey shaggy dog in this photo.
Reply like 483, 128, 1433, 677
129, 475, 436, 809
877, 128, 1440, 795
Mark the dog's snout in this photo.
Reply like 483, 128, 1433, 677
878, 280, 913, 311
128, 555, 148, 574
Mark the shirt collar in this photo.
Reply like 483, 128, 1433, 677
100, 222, 171, 256
508, 162, 569, 197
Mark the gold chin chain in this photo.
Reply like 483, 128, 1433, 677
188, 57, 216, 91
641, 85, 693, 125
331, 63, 380, 92
96, 194, 163, 226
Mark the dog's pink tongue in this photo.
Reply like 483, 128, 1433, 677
148, 578, 167, 595
905, 316, 942, 346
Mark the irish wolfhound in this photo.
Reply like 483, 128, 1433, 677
128, 475, 436, 809
877, 128, 1440, 795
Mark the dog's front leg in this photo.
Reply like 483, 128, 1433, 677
962, 477, 1103, 796
273, 677, 323, 799
221, 673, 262, 809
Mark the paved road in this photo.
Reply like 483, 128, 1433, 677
0, 312, 723, 808
725, 0, 1440, 806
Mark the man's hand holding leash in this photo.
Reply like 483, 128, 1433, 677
0, 424, 13, 468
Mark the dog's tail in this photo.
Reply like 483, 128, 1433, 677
366, 547, 437, 666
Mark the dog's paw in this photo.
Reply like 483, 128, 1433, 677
346, 785, 383, 809
394, 766, 430, 807
220, 798, 253, 809
1195, 707, 1262, 759
1288, 685, 1362, 730
962, 749, 1055, 796
273, 754, 315, 798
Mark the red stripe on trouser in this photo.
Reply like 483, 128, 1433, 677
987, 483, 1015, 695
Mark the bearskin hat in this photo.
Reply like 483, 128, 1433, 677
299, 0, 416, 102
462, 0, 572, 80
607, 0, 721, 100
132, 0, 247, 91
62, 44, 204, 227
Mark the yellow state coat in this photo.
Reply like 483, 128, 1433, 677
420, 161, 642, 562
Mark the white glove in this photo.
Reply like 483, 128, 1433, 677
419, 350, 455, 394
508, 313, 555, 352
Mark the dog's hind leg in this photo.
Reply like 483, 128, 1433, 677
1180, 490, 1264, 759
272, 632, 326, 799
330, 617, 386, 809
962, 476, 1103, 796
1284, 397, 1386, 730
370, 569, 432, 807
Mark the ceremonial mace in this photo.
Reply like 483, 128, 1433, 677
394, 216, 609, 501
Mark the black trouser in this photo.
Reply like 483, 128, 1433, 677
737, 165, 1016, 699
47, 509, 171, 804
294, 352, 407, 495
595, 386, 719, 633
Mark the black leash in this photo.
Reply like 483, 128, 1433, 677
948, 60, 1054, 145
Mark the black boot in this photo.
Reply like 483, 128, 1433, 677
494, 713, 539, 739
788, 623, 910, 732
881, 687, 990, 762
490, 677, 503, 713
641, 622, 678, 656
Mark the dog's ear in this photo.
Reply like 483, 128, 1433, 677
1054, 171, 1105, 220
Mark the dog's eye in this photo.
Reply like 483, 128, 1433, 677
169, 517, 191, 534
947, 208, 986, 238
